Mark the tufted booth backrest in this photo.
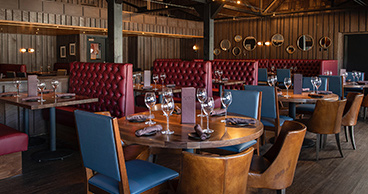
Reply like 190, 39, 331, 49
152, 60, 213, 97
0, 64, 27, 76
69, 62, 134, 118
211, 59, 258, 89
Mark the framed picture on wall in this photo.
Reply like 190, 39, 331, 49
60, 46, 66, 58
69, 43, 76, 56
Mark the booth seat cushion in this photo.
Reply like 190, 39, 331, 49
0, 124, 28, 156
217, 140, 257, 153
89, 160, 179, 194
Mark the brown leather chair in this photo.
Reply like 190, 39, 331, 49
95, 111, 149, 161
301, 99, 347, 160
342, 93, 364, 150
361, 95, 368, 120
177, 147, 254, 194
248, 121, 306, 194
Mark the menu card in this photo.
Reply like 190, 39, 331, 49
293, 74, 302, 94
27, 75, 38, 97
144, 70, 151, 87
181, 87, 195, 124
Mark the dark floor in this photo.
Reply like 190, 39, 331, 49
1, 118, 368, 194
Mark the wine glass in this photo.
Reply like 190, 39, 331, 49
315, 78, 322, 94
267, 76, 273, 86
357, 72, 362, 82
352, 71, 357, 82
196, 88, 207, 117
161, 97, 175, 134
145, 92, 156, 125
162, 88, 173, 100
37, 82, 46, 102
284, 78, 292, 98
218, 70, 223, 81
152, 74, 159, 91
311, 76, 318, 94
214, 70, 219, 82
201, 97, 215, 133
271, 65, 275, 73
160, 73, 166, 86
13, 80, 21, 97
51, 80, 59, 98
221, 91, 232, 122
272, 75, 278, 87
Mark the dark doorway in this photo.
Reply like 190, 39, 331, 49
344, 34, 368, 80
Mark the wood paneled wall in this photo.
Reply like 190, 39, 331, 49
214, 9, 368, 61
0, 33, 56, 72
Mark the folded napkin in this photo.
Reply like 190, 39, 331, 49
22, 96, 41, 101
210, 109, 226, 116
142, 86, 153, 90
135, 125, 162, 137
194, 124, 207, 141
302, 88, 310, 92
308, 94, 324, 98
126, 114, 154, 122
173, 105, 181, 114
56, 93, 76, 98
317, 91, 333, 95
225, 118, 256, 125
0, 92, 16, 97
166, 84, 176, 88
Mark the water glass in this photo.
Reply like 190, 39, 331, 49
218, 70, 223, 81
315, 78, 322, 93
162, 88, 173, 100
214, 70, 219, 82
13, 80, 21, 97
272, 75, 277, 87
37, 82, 46, 102
145, 92, 156, 125
201, 97, 215, 133
311, 76, 318, 93
267, 76, 273, 86
152, 74, 159, 91
51, 80, 59, 98
357, 72, 362, 82
161, 97, 175, 134
196, 88, 207, 117
284, 78, 292, 98
160, 73, 166, 86
221, 91, 232, 122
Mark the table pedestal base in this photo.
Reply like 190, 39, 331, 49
31, 149, 73, 162
28, 137, 46, 147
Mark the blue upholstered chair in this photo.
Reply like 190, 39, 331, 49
244, 85, 293, 139
74, 110, 179, 194
296, 77, 329, 113
344, 72, 365, 96
276, 69, 291, 87
320, 75, 343, 99
258, 68, 268, 85
216, 90, 261, 154
346, 72, 365, 82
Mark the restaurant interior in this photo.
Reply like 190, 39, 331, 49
0, 0, 368, 193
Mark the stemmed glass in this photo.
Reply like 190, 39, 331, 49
272, 75, 277, 87
196, 88, 207, 117
221, 91, 232, 122
201, 97, 215, 133
218, 70, 223, 81
352, 71, 357, 82
311, 76, 318, 94
315, 78, 322, 94
13, 80, 21, 97
145, 92, 156, 125
160, 73, 166, 86
161, 96, 175, 134
267, 76, 273, 86
357, 72, 362, 82
284, 78, 292, 98
214, 70, 219, 82
162, 88, 173, 100
37, 82, 46, 102
51, 80, 59, 98
152, 74, 159, 91
271, 65, 275, 73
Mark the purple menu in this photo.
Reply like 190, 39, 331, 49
27, 75, 38, 97
293, 74, 302, 94
181, 87, 196, 124
144, 70, 151, 87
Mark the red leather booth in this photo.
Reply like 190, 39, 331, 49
0, 64, 27, 77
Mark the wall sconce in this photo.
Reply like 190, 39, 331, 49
20, 48, 35, 53
257, 42, 262, 46
264, 41, 271, 46
193, 45, 199, 53
257, 41, 271, 46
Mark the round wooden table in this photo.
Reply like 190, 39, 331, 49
118, 110, 263, 150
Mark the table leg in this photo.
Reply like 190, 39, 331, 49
158, 94, 163, 103
24, 108, 29, 135
50, 107, 56, 151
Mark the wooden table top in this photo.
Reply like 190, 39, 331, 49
212, 79, 245, 86
278, 90, 339, 103
118, 110, 263, 149
133, 84, 182, 94
343, 83, 368, 89
0, 93, 98, 110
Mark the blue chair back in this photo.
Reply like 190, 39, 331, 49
320, 75, 343, 98
276, 69, 291, 83
226, 89, 261, 119
74, 110, 122, 182
302, 77, 328, 91
258, 68, 268, 82
347, 72, 365, 81
244, 85, 277, 119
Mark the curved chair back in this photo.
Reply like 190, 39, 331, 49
178, 148, 254, 194
307, 99, 347, 134
226, 89, 262, 120
320, 75, 343, 98
276, 69, 291, 83
258, 68, 268, 83
302, 77, 328, 91
248, 121, 306, 190
244, 85, 277, 119
342, 93, 364, 126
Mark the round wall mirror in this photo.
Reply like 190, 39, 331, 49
234, 35, 242, 42
214, 48, 221, 56
286, 45, 296, 54
271, 34, 284, 47
297, 35, 314, 51
319, 37, 332, 48
220, 39, 231, 51
243, 36, 257, 51
232, 47, 241, 56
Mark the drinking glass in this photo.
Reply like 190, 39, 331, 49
284, 78, 292, 98
37, 82, 46, 102
160, 73, 166, 86
352, 71, 357, 82
218, 70, 223, 81
196, 88, 207, 117
357, 72, 362, 82
51, 80, 59, 98
152, 74, 159, 91
161, 97, 175, 134
271, 65, 275, 73
214, 70, 219, 82
145, 92, 156, 125
267, 76, 273, 86
13, 80, 21, 97
162, 88, 173, 100
201, 97, 215, 133
315, 78, 322, 94
221, 91, 232, 122
311, 76, 318, 93
272, 75, 278, 87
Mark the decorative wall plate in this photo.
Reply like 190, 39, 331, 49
220, 39, 231, 51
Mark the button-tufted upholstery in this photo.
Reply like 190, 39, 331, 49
0, 64, 27, 77
212, 59, 258, 90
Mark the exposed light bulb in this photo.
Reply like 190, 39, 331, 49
237, 1, 241, 4
28, 48, 35, 53
257, 42, 262, 46
20, 48, 27, 53
265, 41, 271, 46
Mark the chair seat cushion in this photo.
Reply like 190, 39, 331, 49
279, 115, 293, 121
296, 104, 316, 112
0, 124, 28, 156
217, 140, 257, 153
89, 160, 179, 194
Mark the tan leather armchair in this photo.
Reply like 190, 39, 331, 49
361, 94, 368, 120
247, 121, 306, 194
177, 147, 254, 194
342, 93, 364, 150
